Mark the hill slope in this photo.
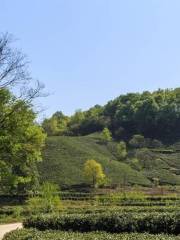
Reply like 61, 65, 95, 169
39, 135, 150, 187
39, 134, 180, 188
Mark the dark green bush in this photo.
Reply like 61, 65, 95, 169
24, 212, 180, 234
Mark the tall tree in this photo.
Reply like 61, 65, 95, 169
0, 88, 46, 194
0, 33, 46, 194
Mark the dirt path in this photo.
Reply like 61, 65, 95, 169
0, 223, 22, 239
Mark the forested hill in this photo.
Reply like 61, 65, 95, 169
42, 88, 180, 143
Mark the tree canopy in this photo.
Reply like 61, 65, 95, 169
84, 159, 106, 188
0, 33, 46, 195
43, 88, 180, 143
0, 88, 46, 194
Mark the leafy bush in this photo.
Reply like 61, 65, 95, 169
3, 229, 180, 240
24, 212, 180, 234
96, 191, 150, 205
26, 182, 62, 214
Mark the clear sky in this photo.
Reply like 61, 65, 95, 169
1, 0, 180, 118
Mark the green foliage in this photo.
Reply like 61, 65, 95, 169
135, 148, 153, 168
39, 133, 180, 187
26, 182, 62, 214
42, 111, 69, 136
3, 230, 179, 240
128, 158, 142, 171
116, 141, 127, 160
84, 159, 106, 187
43, 88, 180, 143
24, 212, 180, 234
129, 135, 145, 148
101, 127, 112, 142
96, 191, 146, 206
0, 88, 46, 194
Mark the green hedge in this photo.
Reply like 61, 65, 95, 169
24, 212, 180, 234
3, 229, 180, 240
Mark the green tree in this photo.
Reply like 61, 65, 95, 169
42, 111, 70, 136
116, 141, 127, 160
42, 117, 59, 136
84, 159, 106, 188
0, 88, 46, 194
101, 127, 112, 143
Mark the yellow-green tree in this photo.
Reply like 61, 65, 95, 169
84, 159, 106, 188
101, 127, 112, 143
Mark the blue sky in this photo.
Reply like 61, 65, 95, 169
1, 0, 180, 118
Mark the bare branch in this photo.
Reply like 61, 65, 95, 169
0, 33, 47, 126
0, 33, 30, 88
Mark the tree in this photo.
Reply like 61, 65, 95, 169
41, 87, 180, 142
0, 33, 45, 127
101, 127, 112, 143
0, 88, 46, 194
0, 33, 44, 97
116, 141, 127, 160
42, 117, 59, 136
0, 33, 46, 195
84, 159, 106, 188
0, 33, 29, 88
42, 111, 70, 136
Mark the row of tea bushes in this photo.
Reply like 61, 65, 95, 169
3, 229, 180, 240
24, 212, 180, 234
0, 206, 23, 223
1, 204, 179, 224
62, 205, 180, 215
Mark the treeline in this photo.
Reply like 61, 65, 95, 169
42, 88, 180, 143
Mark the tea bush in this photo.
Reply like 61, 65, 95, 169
24, 212, 180, 234
3, 229, 180, 240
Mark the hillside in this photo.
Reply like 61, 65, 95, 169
38, 134, 180, 188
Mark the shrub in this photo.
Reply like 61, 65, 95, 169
24, 212, 180, 234
26, 182, 62, 214
129, 135, 145, 148
3, 229, 180, 240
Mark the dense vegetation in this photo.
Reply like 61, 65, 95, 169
42, 88, 180, 143
0, 88, 46, 194
24, 212, 180, 234
3, 230, 180, 240
1, 193, 180, 224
